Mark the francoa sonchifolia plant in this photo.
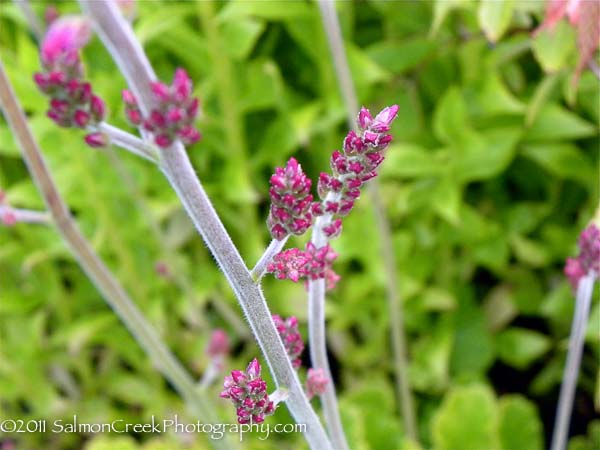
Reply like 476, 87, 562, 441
1, 2, 398, 449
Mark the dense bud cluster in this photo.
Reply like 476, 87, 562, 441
315, 105, 398, 239
267, 158, 315, 240
122, 69, 201, 148
220, 359, 275, 424
272, 315, 304, 368
266, 243, 339, 289
33, 16, 107, 147
306, 368, 328, 399
565, 224, 600, 289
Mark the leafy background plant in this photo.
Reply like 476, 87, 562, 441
0, 1, 598, 449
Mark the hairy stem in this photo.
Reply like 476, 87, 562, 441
550, 273, 596, 450
79, 3, 332, 448
251, 236, 289, 281
0, 205, 50, 224
0, 59, 231, 450
316, 0, 418, 441
97, 122, 157, 162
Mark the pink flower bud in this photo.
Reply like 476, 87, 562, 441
206, 329, 230, 359
84, 132, 108, 148
41, 16, 92, 67
306, 368, 328, 399
73, 109, 90, 127
154, 134, 173, 148
1, 210, 17, 226
90, 95, 106, 121
150, 82, 171, 103
358, 107, 373, 129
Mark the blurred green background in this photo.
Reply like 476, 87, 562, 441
0, 1, 599, 449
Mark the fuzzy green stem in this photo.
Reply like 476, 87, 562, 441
0, 58, 231, 450
550, 273, 597, 450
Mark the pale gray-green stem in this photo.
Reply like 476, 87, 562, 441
550, 272, 596, 450
316, 0, 418, 442
0, 205, 50, 224
79, 2, 332, 448
0, 59, 233, 450
97, 122, 157, 162
251, 236, 289, 281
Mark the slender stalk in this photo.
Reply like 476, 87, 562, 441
0, 205, 50, 224
97, 122, 157, 162
79, 3, 332, 449
550, 272, 597, 450
251, 236, 289, 281
13, 0, 44, 41
0, 59, 233, 450
316, 0, 418, 441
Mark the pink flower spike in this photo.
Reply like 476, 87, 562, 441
84, 132, 108, 148
565, 257, 585, 290
272, 315, 304, 369
41, 16, 92, 67
564, 224, 600, 291
155, 134, 173, 148
206, 329, 230, 359
306, 368, 328, 399
220, 359, 275, 424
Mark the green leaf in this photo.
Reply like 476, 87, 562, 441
383, 144, 445, 178
433, 87, 470, 146
521, 143, 595, 185
432, 176, 462, 225
219, 17, 264, 60
478, 0, 515, 43
524, 104, 597, 141
532, 20, 577, 72
510, 234, 552, 267
475, 72, 526, 117
496, 328, 551, 369
432, 384, 499, 450
219, 0, 313, 20
430, 0, 469, 37
526, 72, 563, 126
84, 436, 139, 450
452, 128, 521, 183
498, 395, 544, 450
367, 39, 436, 74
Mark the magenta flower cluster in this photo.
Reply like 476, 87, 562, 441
267, 158, 314, 240
220, 358, 275, 424
33, 16, 107, 148
272, 315, 304, 369
265, 106, 398, 287
122, 69, 201, 148
266, 242, 339, 290
565, 224, 600, 289
314, 105, 398, 239
306, 368, 328, 399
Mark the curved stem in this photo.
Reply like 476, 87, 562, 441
316, 0, 418, 441
0, 58, 232, 450
251, 236, 289, 281
0, 205, 50, 224
79, 3, 332, 449
550, 272, 596, 450
97, 122, 157, 162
